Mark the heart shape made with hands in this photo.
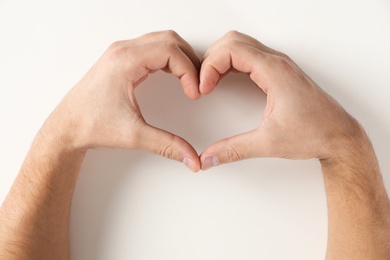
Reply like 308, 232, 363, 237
136, 70, 265, 172
149, 75, 266, 170
121, 31, 275, 173
129, 32, 282, 171
67, 31, 285, 173
123, 31, 344, 173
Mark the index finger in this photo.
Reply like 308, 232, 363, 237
132, 41, 201, 99
135, 30, 201, 71
199, 31, 279, 95
109, 31, 201, 99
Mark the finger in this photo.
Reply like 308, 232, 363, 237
200, 40, 271, 94
137, 124, 201, 172
200, 30, 283, 95
228, 31, 278, 55
128, 41, 200, 99
200, 128, 275, 170
136, 30, 201, 71
203, 31, 278, 61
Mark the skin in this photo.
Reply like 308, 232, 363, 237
0, 30, 389, 259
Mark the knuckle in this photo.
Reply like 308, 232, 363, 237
108, 40, 124, 50
142, 30, 180, 42
273, 53, 294, 70
106, 42, 129, 63
271, 53, 305, 78
158, 142, 174, 159
275, 51, 291, 61
162, 41, 179, 53
226, 146, 241, 162
225, 30, 241, 39
163, 30, 180, 40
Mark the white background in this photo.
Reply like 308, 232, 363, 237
1, 1, 389, 259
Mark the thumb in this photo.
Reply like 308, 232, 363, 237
200, 128, 275, 171
137, 124, 200, 172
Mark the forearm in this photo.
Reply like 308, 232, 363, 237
321, 132, 390, 259
0, 123, 85, 260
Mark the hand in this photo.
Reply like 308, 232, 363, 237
199, 31, 364, 170
42, 31, 201, 171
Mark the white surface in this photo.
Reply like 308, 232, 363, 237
0, 0, 389, 259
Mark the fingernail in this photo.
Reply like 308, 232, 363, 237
183, 157, 195, 172
199, 80, 204, 92
202, 156, 219, 171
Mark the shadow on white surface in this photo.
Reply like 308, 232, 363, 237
70, 150, 146, 260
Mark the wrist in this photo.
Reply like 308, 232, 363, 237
34, 115, 87, 157
321, 119, 372, 161
37, 96, 89, 154
320, 123, 380, 178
